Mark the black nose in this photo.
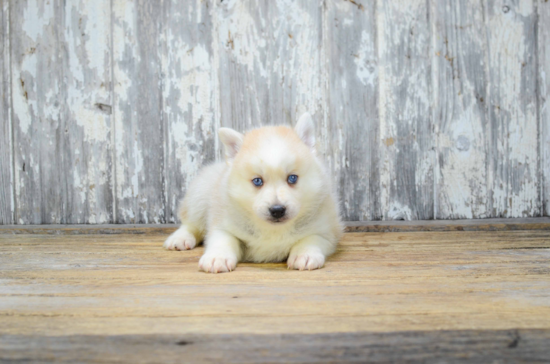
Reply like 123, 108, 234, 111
269, 205, 286, 219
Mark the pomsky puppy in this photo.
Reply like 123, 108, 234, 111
163, 112, 343, 273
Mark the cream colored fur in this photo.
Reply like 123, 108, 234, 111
163, 113, 343, 273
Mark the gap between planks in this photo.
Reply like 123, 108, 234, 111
1, 217, 550, 235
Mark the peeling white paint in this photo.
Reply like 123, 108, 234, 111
113, 0, 142, 220
215, 0, 267, 77
13, 53, 38, 136
377, 1, 391, 218
354, 30, 377, 87
377, 0, 432, 219
4, 0, 549, 224
517, 0, 534, 17
161, 0, 219, 223
22, 0, 53, 42
540, 1, 550, 215
488, 0, 538, 217
387, 202, 413, 221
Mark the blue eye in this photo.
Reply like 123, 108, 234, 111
287, 174, 298, 184
252, 177, 263, 187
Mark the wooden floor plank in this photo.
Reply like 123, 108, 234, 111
0, 230, 549, 361
1, 330, 549, 364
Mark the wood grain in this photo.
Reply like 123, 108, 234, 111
161, 0, 218, 223
10, 0, 114, 224
214, 0, 325, 130
112, 0, 164, 223
2, 0, 550, 224
377, 0, 434, 220
324, 0, 380, 221
0, 0, 13, 224
433, 0, 490, 219
0, 230, 549, 361
11, 0, 61, 224
485, 0, 540, 217
1, 330, 549, 363
540, 0, 550, 217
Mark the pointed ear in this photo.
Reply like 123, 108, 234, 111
218, 127, 244, 160
295, 112, 315, 150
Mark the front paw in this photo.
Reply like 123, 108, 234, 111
163, 229, 196, 251
198, 252, 237, 273
287, 251, 325, 271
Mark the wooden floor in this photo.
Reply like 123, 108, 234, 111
1, 224, 550, 363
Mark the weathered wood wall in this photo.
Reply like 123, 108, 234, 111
1, 0, 549, 224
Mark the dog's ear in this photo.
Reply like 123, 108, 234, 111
295, 112, 315, 151
218, 127, 244, 160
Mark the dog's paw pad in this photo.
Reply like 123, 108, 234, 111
287, 252, 325, 271
198, 253, 237, 273
163, 230, 196, 251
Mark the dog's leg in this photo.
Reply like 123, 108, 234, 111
163, 225, 200, 251
287, 235, 334, 271
198, 230, 242, 273
164, 166, 217, 251
163, 197, 205, 251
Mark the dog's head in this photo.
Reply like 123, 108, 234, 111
220, 113, 326, 225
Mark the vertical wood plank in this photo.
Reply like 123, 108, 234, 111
213, 0, 325, 133
11, 0, 113, 224
540, 0, 550, 216
433, 1, 490, 219
0, 0, 13, 224
324, 0, 380, 220
112, 1, 164, 223
161, 0, 218, 223
377, 0, 434, 220
485, 0, 539, 217
11, 0, 58, 224
64, 0, 114, 224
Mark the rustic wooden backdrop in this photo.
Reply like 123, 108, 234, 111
1, 0, 549, 224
